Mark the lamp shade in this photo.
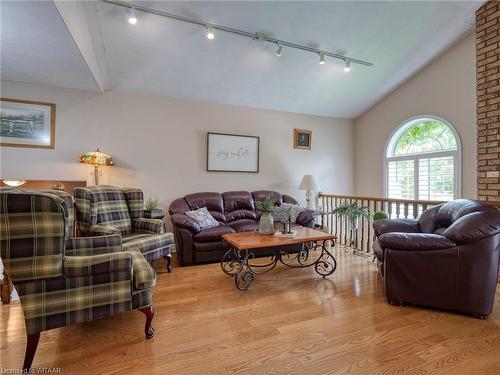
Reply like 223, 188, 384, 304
2, 180, 27, 187
298, 175, 321, 191
77, 148, 115, 167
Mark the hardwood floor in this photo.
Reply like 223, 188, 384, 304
1, 247, 500, 374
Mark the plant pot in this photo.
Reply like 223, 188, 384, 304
349, 217, 359, 231
144, 209, 165, 219
259, 212, 275, 234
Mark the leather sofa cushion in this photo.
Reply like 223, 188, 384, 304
194, 225, 235, 242
194, 241, 230, 252
283, 195, 299, 205
184, 192, 226, 223
185, 192, 224, 212
223, 191, 255, 212
373, 239, 384, 261
169, 198, 191, 215
417, 204, 441, 233
435, 199, 497, 228
225, 209, 257, 223
379, 233, 456, 251
229, 221, 259, 232
252, 190, 283, 205
373, 218, 419, 237
443, 211, 500, 244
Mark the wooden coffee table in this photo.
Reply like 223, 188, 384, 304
221, 227, 337, 291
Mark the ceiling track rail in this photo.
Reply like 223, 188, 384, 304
103, 0, 373, 67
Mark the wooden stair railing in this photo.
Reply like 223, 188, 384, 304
318, 194, 446, 254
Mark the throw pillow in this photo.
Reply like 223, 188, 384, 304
272, 204, 291, 222
186, 207, 219, 229
289, 204, 305, 223
273, 203, 305, 223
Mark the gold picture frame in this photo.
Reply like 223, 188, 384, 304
0, 97, 56, 149
294, 128, 312, 150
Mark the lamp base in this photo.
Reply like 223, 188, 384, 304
92, 165, 100, 185
305, 190, 312, 209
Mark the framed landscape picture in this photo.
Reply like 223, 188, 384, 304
207, 132, 260, 172
294, 128, 312, 150
0, 98, 56, 149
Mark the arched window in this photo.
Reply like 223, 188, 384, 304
384, 116, 461, 201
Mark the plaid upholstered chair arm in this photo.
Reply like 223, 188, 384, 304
65, 234, 122, 256
132, 218, 166, 234
89, 224, 122, 236
63, 252, 132, 277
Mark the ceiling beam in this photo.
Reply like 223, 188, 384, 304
53, 0, 109, 92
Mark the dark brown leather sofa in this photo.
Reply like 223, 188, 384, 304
169, 190, 316, 265
373, 199, 500, 318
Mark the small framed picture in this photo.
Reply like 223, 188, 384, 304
1, 97, 56, 149
294, 128, 312, 150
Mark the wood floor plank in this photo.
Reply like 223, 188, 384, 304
1, 247, 499, 374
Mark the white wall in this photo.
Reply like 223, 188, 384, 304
354, 32, 476, 199
0, 81, 354, 214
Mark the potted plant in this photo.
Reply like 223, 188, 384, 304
332, 202, 371, 252
144, 197, 164, 219
255, 195, 276, 234
373, 211, 389, 221
332, 202, 371, 230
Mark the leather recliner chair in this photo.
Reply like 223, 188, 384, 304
373, 199, 500, 318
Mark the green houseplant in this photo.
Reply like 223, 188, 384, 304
255, 195, 276, 234
332, 202, 371, 230
332, 202, 371, 253
145, 197, 159, 211
372, 211, 389, 243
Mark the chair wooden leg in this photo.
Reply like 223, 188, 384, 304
139, 306, 155, 339
1, 271, 12, 304
23, 332, 40, 371
164, 255, 172, 273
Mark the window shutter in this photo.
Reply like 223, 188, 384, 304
418, 156, 455, 200
387, 159, 415, 199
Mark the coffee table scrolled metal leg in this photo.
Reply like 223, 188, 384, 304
234, 251, 254, 291
314, 240, 337, 277
221, 247, 244, 276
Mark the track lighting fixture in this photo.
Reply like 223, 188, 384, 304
206, 26, 215, 40
107, 0, 373, 69
344, 59, 351, 72
319, 53, 326, 65
127, 7, 137, 25
275, 44, 283, 57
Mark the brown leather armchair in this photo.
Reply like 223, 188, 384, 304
373, 199, 500, 318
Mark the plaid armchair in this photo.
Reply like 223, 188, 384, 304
0, 189, 156, 371
73, 185, 174, 272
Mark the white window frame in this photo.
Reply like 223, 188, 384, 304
383, 115, 462, 200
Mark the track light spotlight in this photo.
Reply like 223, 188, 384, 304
275, 44, 283, 57
206, 26, 215, 40
344, 59, 351, 72
319, 53, 326, 65
127, 7, 137, 25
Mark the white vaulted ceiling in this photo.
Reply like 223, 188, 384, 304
0, 1, 101, 92
0, 1, 481, 118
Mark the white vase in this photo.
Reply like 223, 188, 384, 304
259, 212, 274, 234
